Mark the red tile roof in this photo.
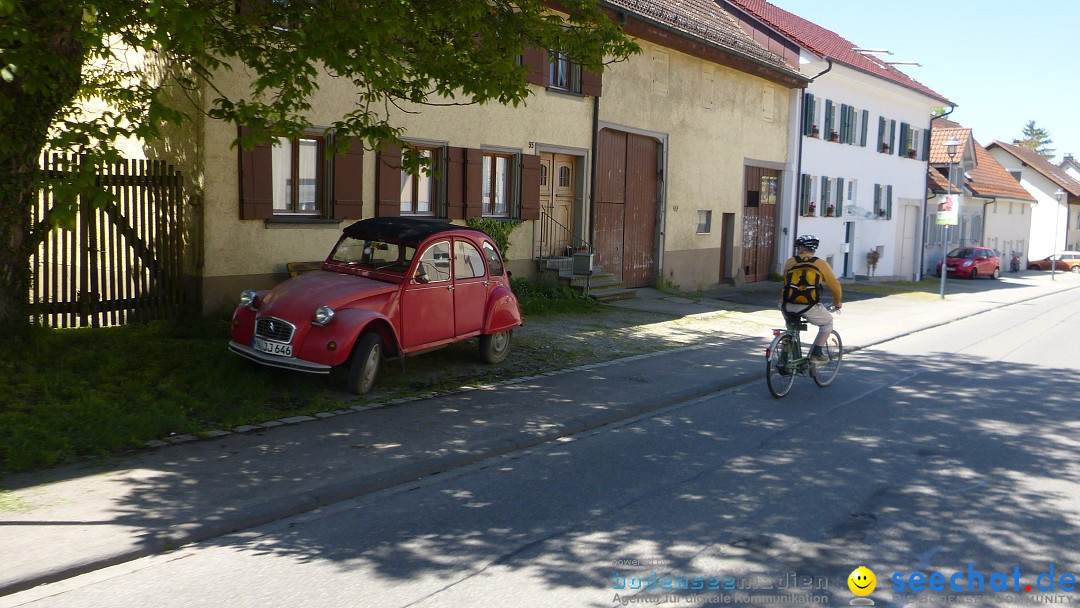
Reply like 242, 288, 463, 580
724, 0, 953, 105
987, 140, 1080, 198
603, 0, 802, 78
927, 124, 1034, 202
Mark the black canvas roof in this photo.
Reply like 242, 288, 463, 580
342, 217, 483, 243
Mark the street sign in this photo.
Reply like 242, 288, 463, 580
936, 194, 959, 226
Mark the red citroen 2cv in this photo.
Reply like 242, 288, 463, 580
229, 217, 522, 394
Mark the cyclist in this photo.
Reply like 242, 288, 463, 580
780, 235, 842, 363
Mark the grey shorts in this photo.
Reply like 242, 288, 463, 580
783, 303, 833, 334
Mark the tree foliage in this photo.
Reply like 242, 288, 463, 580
1012, 120, 1055, 160
0, 0, 638, 326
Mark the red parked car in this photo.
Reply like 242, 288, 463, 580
935, 246, 1000, 280
229, 217, 522, 394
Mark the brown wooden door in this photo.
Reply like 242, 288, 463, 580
742, 166, 780, 283
538, 152, 576, 256
594, 128, 659, 288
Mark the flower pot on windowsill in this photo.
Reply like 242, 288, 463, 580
881, 145, 890, 153
907, 150, 917, 158
829, 132, 839, 142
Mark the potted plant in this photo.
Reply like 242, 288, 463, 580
829, 130, 839, 142
825, 204, 835, 217
907, 149, 917, 158
881, 143, 890, 153
867, 249, 880, 277
811, 124, 819, 137
807, 201, 816, 217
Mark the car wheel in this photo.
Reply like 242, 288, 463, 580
1072, 265, 1080, 274
479, 330, 513, 364
347, 333, 382, 395
992, 266, 1000, 279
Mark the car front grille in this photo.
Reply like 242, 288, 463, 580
255, 317, 295, 343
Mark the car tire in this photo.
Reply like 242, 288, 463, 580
1071, 265, 1080, 274
347, 333, 382, 395
969, 268, 978, 280
992, 266, 1000, 279
479, 330, 513, 364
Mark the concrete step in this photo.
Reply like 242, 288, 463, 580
592, 288, 637, 303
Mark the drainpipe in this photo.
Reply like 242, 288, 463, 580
791, 59, 832, 256
980, 197, 996, 244
589, 93, 599, 252
919, 105, 956, 281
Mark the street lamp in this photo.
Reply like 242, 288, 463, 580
940, 135, 961, 299
1052, 188, 1065, 281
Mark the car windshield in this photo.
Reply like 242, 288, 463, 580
329, 236, 417, 273
946, 248, 978, 259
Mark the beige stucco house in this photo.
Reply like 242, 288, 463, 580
127, 1, 807, 314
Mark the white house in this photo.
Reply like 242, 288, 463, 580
924, 122, 1035, 273
722, 0, 952, 280
986, 141, 1080, 260
1059, 154, 1080, 250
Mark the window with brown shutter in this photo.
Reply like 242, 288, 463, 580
519, 154, 541, 220
238, 126, 361, 221
238, 126, 274, 220
332, 137, 364, 220
375, 144, 402, 218
523, 47, 548, 86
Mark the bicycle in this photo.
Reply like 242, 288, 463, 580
765, 306, 843, 398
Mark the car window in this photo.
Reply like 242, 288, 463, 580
946, 248, 976, 259
415, 241, 451, 283
454, 240, 486, 280
330, 237, 415, 272
481, 242, 504, 276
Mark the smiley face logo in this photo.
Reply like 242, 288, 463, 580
848, 566, 876, 596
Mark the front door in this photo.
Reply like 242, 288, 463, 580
538, 152, 577, 256
742, 166, 780, 283
401, 240, 454, 349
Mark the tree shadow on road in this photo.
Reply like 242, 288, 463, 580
83, 348, 1080, 605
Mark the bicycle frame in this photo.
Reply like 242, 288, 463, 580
765, 310, 842, 398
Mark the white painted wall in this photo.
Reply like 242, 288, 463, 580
788, 63, 937, 280
987, 149, 1070, 260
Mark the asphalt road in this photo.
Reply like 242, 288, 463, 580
5, 288, 1079, 608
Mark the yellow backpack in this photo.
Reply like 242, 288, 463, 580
783, 257, 822, 312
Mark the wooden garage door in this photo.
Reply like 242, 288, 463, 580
594, 128, 660, 288
742, 166, 780, 283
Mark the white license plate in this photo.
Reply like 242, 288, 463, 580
252, 336, 293, 357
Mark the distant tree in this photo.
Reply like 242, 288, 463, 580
0, 0, 639, 329
1012, 120, 1056, 160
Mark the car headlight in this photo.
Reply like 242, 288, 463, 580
313, 306, 335, 327
962, 260, 973, 267
239, 289, 259, 309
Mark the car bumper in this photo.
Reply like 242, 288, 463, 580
228, 341, 333, 374
943, 265, 975, 277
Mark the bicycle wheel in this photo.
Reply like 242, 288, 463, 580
811, 330, 843, 387
766, 333, 797, 398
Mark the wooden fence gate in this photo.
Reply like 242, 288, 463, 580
30, 154, 185, 328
